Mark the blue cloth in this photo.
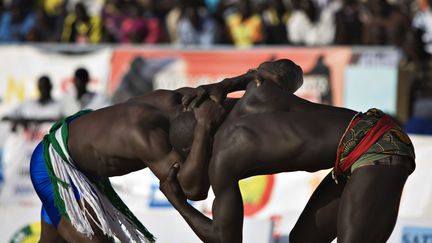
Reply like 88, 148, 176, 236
405, 117, 432, 135
30, 142, 80, 227
0, 12, 35, 42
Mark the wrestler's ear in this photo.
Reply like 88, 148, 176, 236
255, 78, 263, 87
254, 73, 264, 87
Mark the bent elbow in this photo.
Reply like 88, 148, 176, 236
182, 184, 210, 201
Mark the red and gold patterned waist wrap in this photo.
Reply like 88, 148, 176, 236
333, 108, 415, 183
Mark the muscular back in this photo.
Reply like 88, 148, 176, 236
213, 79, 357, 177
67, 90, 183, 179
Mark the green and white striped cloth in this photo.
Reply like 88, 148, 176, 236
42, 110, 155, 243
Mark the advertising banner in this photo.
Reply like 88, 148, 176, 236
109, 47, 352, 106
0, 46, 111, 206
344, 48, 401, 115
0, 46, 111, 116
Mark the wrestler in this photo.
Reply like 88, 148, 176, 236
29, 68, 266, 243
160, 59, 415, 243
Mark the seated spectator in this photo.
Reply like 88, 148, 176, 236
397, 29, 432, 124
101, 0, 124, 43
225, 0, 263, 47
26, 8, 59, 42
334, 0, 364, 45
362, 0, 410, 46
287, 0, 337, 45
43, 0, 64, 15
120, 2, 162, 44
0, 0, 35, 42
204, 0, 220, 14
61, 2, 102, 43
61, 68, 109, 115
176, 2, 219, 46
2, 76, 63, 127
412, 0, 432, 54
166, 0, 183, 43
261, 0, 289, 44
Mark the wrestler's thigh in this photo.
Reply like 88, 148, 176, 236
57, 202, 115, 243
337, 162, 410, 243
39, 220, 66, 243
290, 172, 345, 243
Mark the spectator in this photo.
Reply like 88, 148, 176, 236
166, 0, 183, 43
287, 0, 337, 45
26, 8, 59, 42
111, 57, 175, 104
412, 0, 432, 54
0, 0, 35, 42
397, 29, 432, 125
120, 2, 162, 44
2, 76, 63, 126
204, 0, 220, 14
176, 1, 219, 46
0, 1, 3, 17
101, 0, 124, 43
225, 0, 263, 47
42, 0, 64, 15
334, 0, 364, 45
61, 68, 109, 115
261, 0, 289, 44
362, 0, 411, 46
61, 2, 102, 43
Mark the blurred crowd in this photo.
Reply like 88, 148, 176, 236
0, 0, 430, 50
0, 0, 432, 134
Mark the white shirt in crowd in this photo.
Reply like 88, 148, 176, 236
61, 88, 110, 115
413, 7, 432, 54
7, 99, 63, 121
287, 1, 340, 46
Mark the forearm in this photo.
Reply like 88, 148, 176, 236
169, 199, 219, 243
178, 122, 212, 198
217, 71, 256, 93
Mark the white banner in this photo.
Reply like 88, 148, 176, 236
0, 46, 111, 206
0, 46, 111, 115
0, 134, 431, 242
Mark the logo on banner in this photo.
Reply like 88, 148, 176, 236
402, 226, 432, 243
239, 175, 275, 216
9, 222, 41, 243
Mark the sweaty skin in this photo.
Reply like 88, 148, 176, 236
161, 67, 414, 243
39, 88, 226, 243
39, 70, 265, 243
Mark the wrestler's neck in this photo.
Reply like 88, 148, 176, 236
165, 104, 184, 121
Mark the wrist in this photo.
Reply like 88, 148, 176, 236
196, 120, 213, 130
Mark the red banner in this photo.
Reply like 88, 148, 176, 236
110, 47, 352, 106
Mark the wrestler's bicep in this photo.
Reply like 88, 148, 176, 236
131, 127, 172, 163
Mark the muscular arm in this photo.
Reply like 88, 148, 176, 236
161, 163, 243, 243
176, 100, 225, 200
176, 121, 213, 200
161, 126, 256, 243
216, 71, 258, 93
183, 71, 257, 107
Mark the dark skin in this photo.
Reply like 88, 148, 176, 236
161, 61, 414, 243
38, 70, 263, 242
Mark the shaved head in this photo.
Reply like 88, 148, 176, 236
169, 112, 197, 157
257, 59, 304, 93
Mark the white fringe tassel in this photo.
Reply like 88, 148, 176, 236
48, 129, 152, 243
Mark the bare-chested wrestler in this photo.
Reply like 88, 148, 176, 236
28, 72, 264, 243
160, 59, 416, 243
